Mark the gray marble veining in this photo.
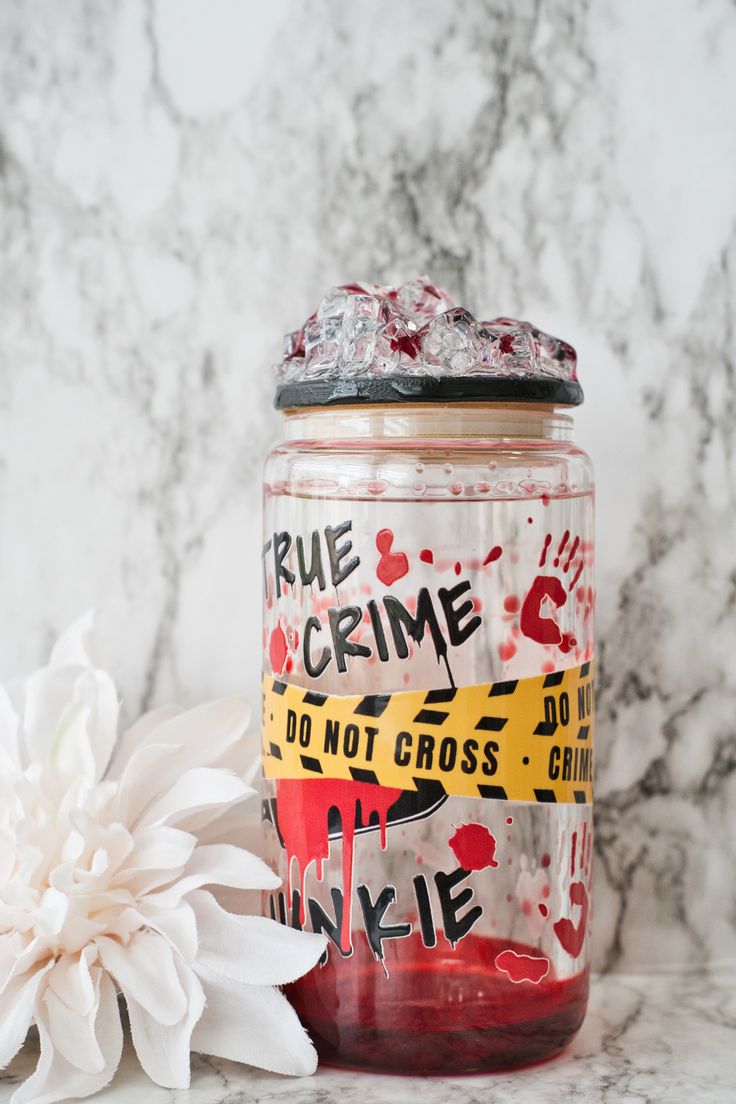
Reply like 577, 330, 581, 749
0, 0, 734, 982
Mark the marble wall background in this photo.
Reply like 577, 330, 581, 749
1, 0, 734, 972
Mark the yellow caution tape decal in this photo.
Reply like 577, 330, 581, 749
262, 662, 594, 805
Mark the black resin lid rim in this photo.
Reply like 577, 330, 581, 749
275, 375, 583, 410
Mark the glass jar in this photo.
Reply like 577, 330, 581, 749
261, 400, 594, 1075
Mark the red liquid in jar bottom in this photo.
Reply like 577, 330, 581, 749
286, 931, 589, 1075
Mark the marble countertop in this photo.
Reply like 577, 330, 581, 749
2, 968, 733, 1103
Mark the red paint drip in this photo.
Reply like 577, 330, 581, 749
483, 546, 503, 565
494, 948, 550, 985
375, 529, 409, 586
419, 548, 434, 564
269, 626, 288, 675
448, 823, 499, 871
539, 534, 552, 567
568, 559, 585, 592
276, 778, 402, 952
563, 536, 580, 572
553, 882, 589, 959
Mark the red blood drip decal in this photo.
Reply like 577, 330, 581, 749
419, 548, 434, 564
276, 778, 402, 953
448, 823, 499, 871
269, 626, 288, 675
553, 881, 589, 958
563, 536, 580, 572
520, 576, 568, 645
571, 830, 578, 876
375, 529, 409, 586
539, 534, 552, 567
494, 948, 550, 984
483, 546, 503, 565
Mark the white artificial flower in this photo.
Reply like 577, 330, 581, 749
0, 613, 327, 1103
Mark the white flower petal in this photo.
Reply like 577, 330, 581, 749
126, 955, 205, 1089
190, 891, 326, 987
110, 697, 249, 782
192, 962, 318, 1076
142, 843, 279, 909
96, 931, 187, 1026
46, 947, 98, 1016
137, 901, 198, 962
106, 705, 182, 781
44, 969, 105, 1074
0, 961, 53, 1069
48, 611, 96, 669
0, 685, 21, 776
112, 742, 182, 827
136, 768, 253, 831
121, 826, 197, 880
11, 971, 122, 1104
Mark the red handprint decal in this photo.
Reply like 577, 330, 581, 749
553, 881, 589, 958
520, 531, 585, 652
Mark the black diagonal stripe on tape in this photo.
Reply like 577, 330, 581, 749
543, 671, 564, 687
574, 790, 587, 804
477, 784, 508, 800
534, 721, 558, 736
353, 694, 391, 718
268, 742, 282, 760
303, 690, 328, 706
349, 767, 380, 785
577, 725, 590, 741
424, 687, 457, 704
475, 715, 508, 732
534, 788, 557, 802
413, 776, 446, 796
488, 679, 518, 697
414, 708, 449, 726
580, 661, 590, 678
272, 681, 288, 695
300, 754, 323, 774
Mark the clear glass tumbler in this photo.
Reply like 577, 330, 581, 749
261, 402, 594, 1074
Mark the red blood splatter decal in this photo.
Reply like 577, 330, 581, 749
538, 903, 549, 918
448, 823, 499, 871
375, 529, 409, 586
503, 594, 520, 614
454, 561, 462, 575
540, 852, 551, 868
553, 881, 589, 958
419, 548, 434, 564
494, 948, 550, 984
498, 640, 517, 662
276, 778, 402, 953
269, 626, 288, 674
483, 546, 503, 565
520, 575, 568, 645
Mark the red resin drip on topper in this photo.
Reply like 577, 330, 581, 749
448, 823, 499, 871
